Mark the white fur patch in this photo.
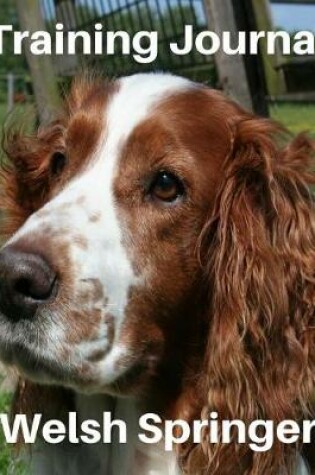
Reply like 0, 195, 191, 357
1, 73, 192, 386
29, 394, 180, 475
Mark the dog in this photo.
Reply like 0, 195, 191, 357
0, 73, 315, 474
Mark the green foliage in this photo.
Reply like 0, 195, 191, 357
0, 0, 28, 105
0, 0, 27, 74
0, 391, 29, 475
270, 102, 315, 136
0, 103, 7, 126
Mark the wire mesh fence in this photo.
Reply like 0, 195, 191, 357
40, 0, 216, 83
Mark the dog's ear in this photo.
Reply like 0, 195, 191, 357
0, 119, 66, 240
186, 116, 315, 474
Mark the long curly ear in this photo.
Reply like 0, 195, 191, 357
0, 119, 66, 240
190, 118, 315, 474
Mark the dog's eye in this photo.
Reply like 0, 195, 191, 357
149, 171, 185, 204
50, 152, 67, 176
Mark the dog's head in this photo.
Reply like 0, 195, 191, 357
0, 74, 227, 394
1, 73, 315, 473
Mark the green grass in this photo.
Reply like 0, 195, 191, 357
0, 105, 7, 128
0, 391, 28, 475
0, 103, 36, 142
270, 103, 315, 136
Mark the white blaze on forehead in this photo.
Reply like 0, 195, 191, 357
4, 73, 192, 345
107, 73, 191, 148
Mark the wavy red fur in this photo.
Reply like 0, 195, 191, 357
0, 74, 315, 474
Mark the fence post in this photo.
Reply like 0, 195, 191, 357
16, 0, 61, 123
251, 0, 286, 97
7, 73, 14, 113
203, 0, 254, 112
55, 0, 78, 75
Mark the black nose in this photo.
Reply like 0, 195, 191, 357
0, 246, 58, 320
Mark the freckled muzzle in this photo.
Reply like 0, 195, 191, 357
0, 232, 143, 393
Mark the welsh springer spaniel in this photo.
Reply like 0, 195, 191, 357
0, 73, 315, 475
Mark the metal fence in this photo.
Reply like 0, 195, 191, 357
40, 0, 216, 83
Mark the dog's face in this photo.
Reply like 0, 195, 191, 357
0, 74, 236, 395
2, 73, 315, 475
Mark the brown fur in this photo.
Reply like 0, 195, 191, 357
0, 74, 116, 240
180, 118, 315, 474
1, 76, 315, 474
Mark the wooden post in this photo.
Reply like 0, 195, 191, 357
251, 0, 286, 97
7, 73, 14, 113
55, 0, 78, 75
16, 0, 61, 123
203, 0, 254, 111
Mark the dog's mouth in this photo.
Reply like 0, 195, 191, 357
9, 346, 159, 396
2, 341, 75, 385
0, 315, 161, 395
0, 323, 89, 387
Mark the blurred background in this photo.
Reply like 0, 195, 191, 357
0, 0, 314, 472
0, 0, 314, 133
